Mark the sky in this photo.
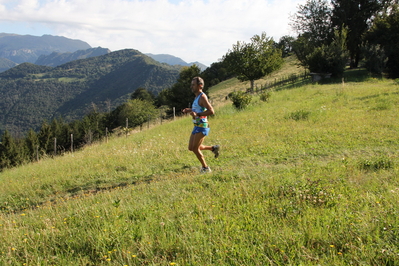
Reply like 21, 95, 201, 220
0, 0, 306, 66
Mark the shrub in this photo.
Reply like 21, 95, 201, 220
228, 91, 252, 109
260, 91, 271, 102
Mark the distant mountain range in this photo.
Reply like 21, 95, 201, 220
0, 33, 91, 64
146, 53, 207, 71
0, 33, 207, 71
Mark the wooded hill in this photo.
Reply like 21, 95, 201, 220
0, 49, 181, 136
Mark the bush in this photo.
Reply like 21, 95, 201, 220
260, 91, 271, 102
228, 91, 252, 109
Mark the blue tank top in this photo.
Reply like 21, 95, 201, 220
192, 92, 208, 128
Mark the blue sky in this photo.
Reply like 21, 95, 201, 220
0, 0, 306, 66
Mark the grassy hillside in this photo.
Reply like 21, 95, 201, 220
0, 69, 398, 265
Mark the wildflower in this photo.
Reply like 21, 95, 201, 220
330, 245, 335, 248
170, 263, 176, 266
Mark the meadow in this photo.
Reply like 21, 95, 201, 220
0, 67, 398, 265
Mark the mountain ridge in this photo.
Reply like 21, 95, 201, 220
0, 33, 91, 64
35, 47, 111, 67
146, 53, 207, 71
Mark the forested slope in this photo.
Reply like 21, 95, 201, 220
0, 49, 181, 135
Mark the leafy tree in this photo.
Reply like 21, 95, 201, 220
131, 87, 155, 103
290, 0, 333, 47
366, 4, 399, 78
223, 32, 283, 90
291, 33, 317, 68
156, 88, 172, 109
25, 129, 39, 161
0, 130, 21, 169
303, 29, 349, 77
290, 0, 336, 71
362, 44, 387, 75
117, 99, 158, 129
38, 121, 53, 154
276, 36, 296, 58
331, 0, 389, 68
201, 60, 234, 88
162, 65, 203, 113
51, 117, 70, 150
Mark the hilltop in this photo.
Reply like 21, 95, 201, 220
0, 66, 398, 264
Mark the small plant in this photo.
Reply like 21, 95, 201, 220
228, 91, 252, 109
113, 198, 121, 208
260, 91, 271, 102
286, 110, 311, 121
358, 157, 393, 171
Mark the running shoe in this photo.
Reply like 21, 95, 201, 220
200, 166, 212, 173
212, 145, 220, 158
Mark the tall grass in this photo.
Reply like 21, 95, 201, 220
1, 72, 398, 265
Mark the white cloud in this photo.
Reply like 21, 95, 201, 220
0, 0, 305, 65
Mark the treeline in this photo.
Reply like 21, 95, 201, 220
289, 0, 399, 78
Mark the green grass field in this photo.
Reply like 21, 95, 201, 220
1, 65, 398, 265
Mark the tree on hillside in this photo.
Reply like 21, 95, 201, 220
0, 130, 23, 169
223, 32, 283, 90
38, 121, 53, 154
331, 0, 389, 68
303, 28, 349, 76
201, 60, 234, 88
25, 129, 39, 161
159, 65, 203, 113
116, 99, 158, 129
276, 36, 296, 58
290, 0, 333, 47
365, 4, 399, 78
131, 87, 155, 103
290, 0, 349, 76
290, 0, 334, 68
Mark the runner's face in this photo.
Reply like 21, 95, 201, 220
191, 80, 199, 93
